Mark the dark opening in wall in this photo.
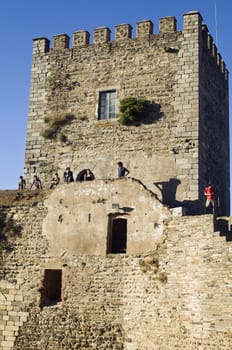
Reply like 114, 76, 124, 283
107, 217, 127, 254
76, 169, 95, 181
40, 269, 62, 308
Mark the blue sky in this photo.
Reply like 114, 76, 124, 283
0, 0, 230, 189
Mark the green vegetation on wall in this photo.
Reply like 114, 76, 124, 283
41, 113, 75, 140
118, 96, 147, 125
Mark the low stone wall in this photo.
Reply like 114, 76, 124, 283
0, 281, 28, 350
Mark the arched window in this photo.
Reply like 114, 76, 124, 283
76, 169, 95, 182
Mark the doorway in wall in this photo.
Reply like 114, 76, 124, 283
107, 216, 127, 254
40, 269, 62, 308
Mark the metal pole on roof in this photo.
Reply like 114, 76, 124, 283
214, 0, 218, 46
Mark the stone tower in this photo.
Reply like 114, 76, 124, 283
24, 11, 229, 214
1, 11, 232, 350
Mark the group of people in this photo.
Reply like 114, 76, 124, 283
18, 161, 130, 192
18, 175, 43, 190
18, 165, 215, 213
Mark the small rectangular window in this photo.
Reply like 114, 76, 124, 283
98, 90, 116, 120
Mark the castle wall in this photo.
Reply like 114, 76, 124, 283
24, 12, 229, 214
0, 190, 232, 349
199, 25, 230, 215
1, 10, 230, 349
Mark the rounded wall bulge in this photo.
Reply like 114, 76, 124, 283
42, 178, 169, 256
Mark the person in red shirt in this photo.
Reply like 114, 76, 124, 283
204, 182, 215, 210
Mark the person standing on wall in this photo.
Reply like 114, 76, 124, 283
18, 176, 26, 190
30, 175, 42, 190
117, 161, 130, 178
84, 169, 94, 181
63, 167, 74, 184
204, 182, 215, 214
49, 173, 60, 189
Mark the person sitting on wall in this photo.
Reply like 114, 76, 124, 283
18, 176, 26, 190
30, 175, 42, 190
117, 161, 130, 178
49, 173, 60, 189
84, 169, 94, 181
204, 182, 215, 213
63, 167, 74, 184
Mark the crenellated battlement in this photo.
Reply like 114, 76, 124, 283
33, 16, 177, 52
202, 24, 228, 79
33, 12, 227, 79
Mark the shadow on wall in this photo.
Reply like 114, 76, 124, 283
143, 101, 164, 124
154, 178, 201, 215
154, 178, 181, 208
120, 100, 163, 126
0, 212, 22, 253
215, 218, 232, 241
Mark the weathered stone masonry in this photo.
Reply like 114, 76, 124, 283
24, 11, 229, 215
0, 10, 231, 350
0, 186, 232, 349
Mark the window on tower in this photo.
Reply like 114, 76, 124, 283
98, 90, 116, 120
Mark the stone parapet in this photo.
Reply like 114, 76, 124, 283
93, 27, 111, 44
53, 34, 70, 50
115, 24, 132, 41
159, 16, 176, 33
73, 30, 90, 46
31, 13, 227, 79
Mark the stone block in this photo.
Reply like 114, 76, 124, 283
170, 206, 186, 216
1, 340, 14, 348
